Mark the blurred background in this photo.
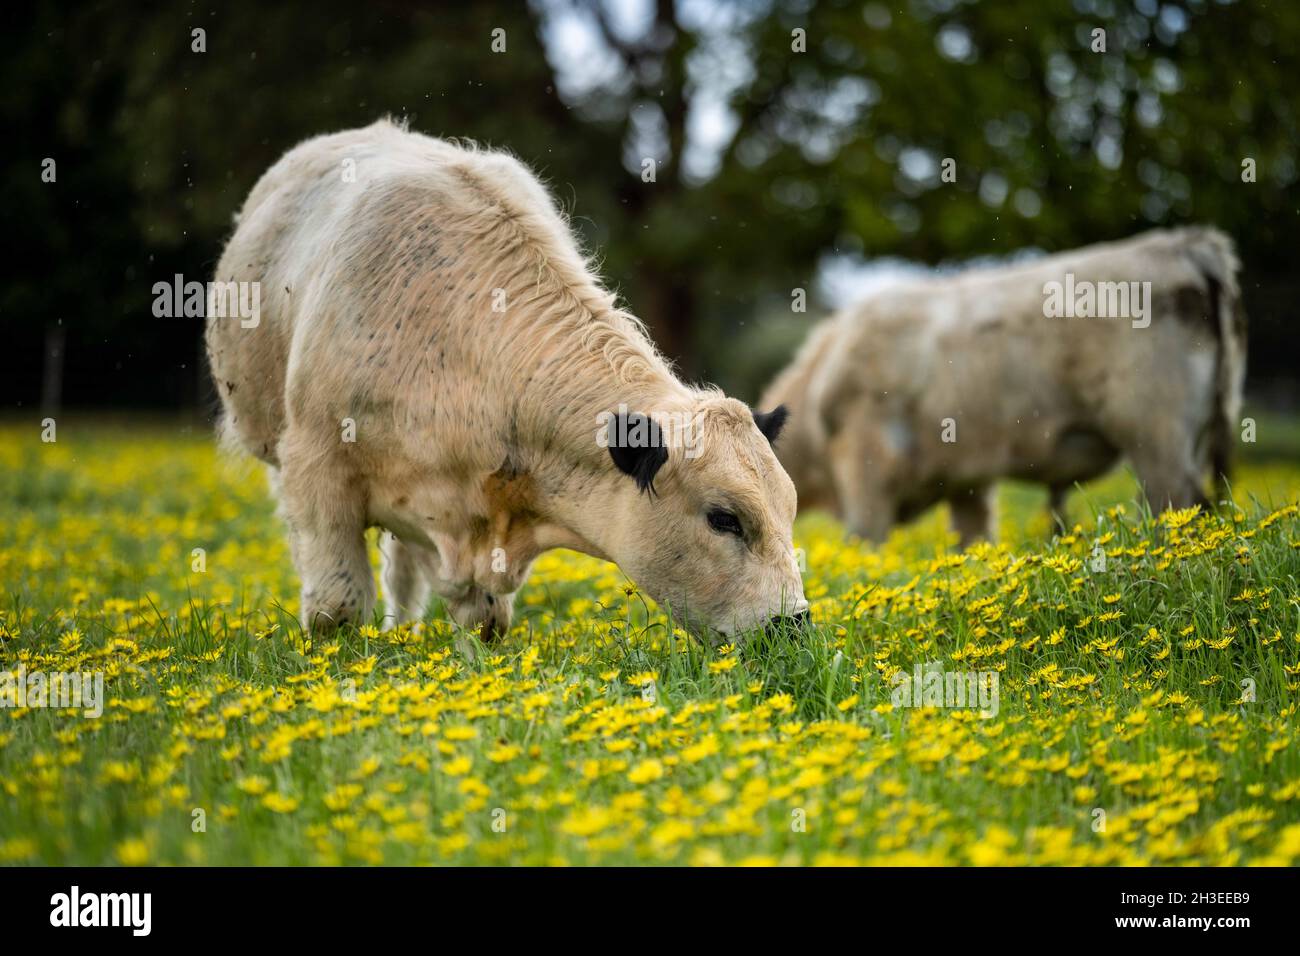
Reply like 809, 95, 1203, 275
4, 0, 1298, 420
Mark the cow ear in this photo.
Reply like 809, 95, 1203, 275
752, 405, 789, 445
607, 412, 668, 496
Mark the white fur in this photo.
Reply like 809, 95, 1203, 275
207, 120, 806, 640
762, 227, 1246, 543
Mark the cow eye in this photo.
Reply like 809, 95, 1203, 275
706, 508, 743, 537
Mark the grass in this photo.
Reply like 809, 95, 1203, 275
1, 417, 1299, 865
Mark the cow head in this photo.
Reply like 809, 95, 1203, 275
599, 395, 808, 643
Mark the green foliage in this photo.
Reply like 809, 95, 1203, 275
3, 1, 1297, 404
1, 423, 1298, 864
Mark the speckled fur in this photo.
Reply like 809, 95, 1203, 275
207, 120, 806, 640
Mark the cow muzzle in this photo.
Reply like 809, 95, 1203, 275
764, 608, 811, 638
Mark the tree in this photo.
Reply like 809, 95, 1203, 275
3, 0, 1297, 409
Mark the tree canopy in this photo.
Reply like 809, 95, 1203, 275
4, 0, 1295, 410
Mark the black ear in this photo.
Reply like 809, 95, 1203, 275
607, 411, 669, 496
752, 405, 789, 445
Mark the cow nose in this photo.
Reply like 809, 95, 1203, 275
765, 609, 811, 637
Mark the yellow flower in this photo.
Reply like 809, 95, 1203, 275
442, 756, 472, 777
115, 839, 150, 866
628, 759, 665, 784
236, 775, 270, 796
346, 656, 377, 675
262, 793, 300, 813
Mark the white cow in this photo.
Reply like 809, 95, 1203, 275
762, 227, 1246, 543
207, 119, 806, 642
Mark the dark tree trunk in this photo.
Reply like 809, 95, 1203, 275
40, 323, 65, 417
641, 278, 697, 381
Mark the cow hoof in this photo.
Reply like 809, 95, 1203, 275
447, 589, 513, 641
302, 596, 366, 634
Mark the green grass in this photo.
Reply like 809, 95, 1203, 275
0, 416, 1298, 865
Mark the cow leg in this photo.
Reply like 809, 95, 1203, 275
827, 417, 896, 543
427, 575, 516, 642
832, 465, 895, 543
439, 589, 517, 661
472, 590, 516, 642
278, 430, 374, 632
379, 532, 432, 628
1047, 484, 1069, 534
949, 485, 995, 547
843, 503, 895, 543
1126, 434, 1210, 516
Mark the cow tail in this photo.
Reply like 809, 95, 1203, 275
1182, 228, 1246, 502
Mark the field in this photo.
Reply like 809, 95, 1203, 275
2, 419, 1300, 866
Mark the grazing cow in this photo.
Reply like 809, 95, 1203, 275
207, 119, 806, 642
761, 227, 1246, 544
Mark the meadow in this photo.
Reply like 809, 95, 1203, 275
2, 419, 1299, 866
